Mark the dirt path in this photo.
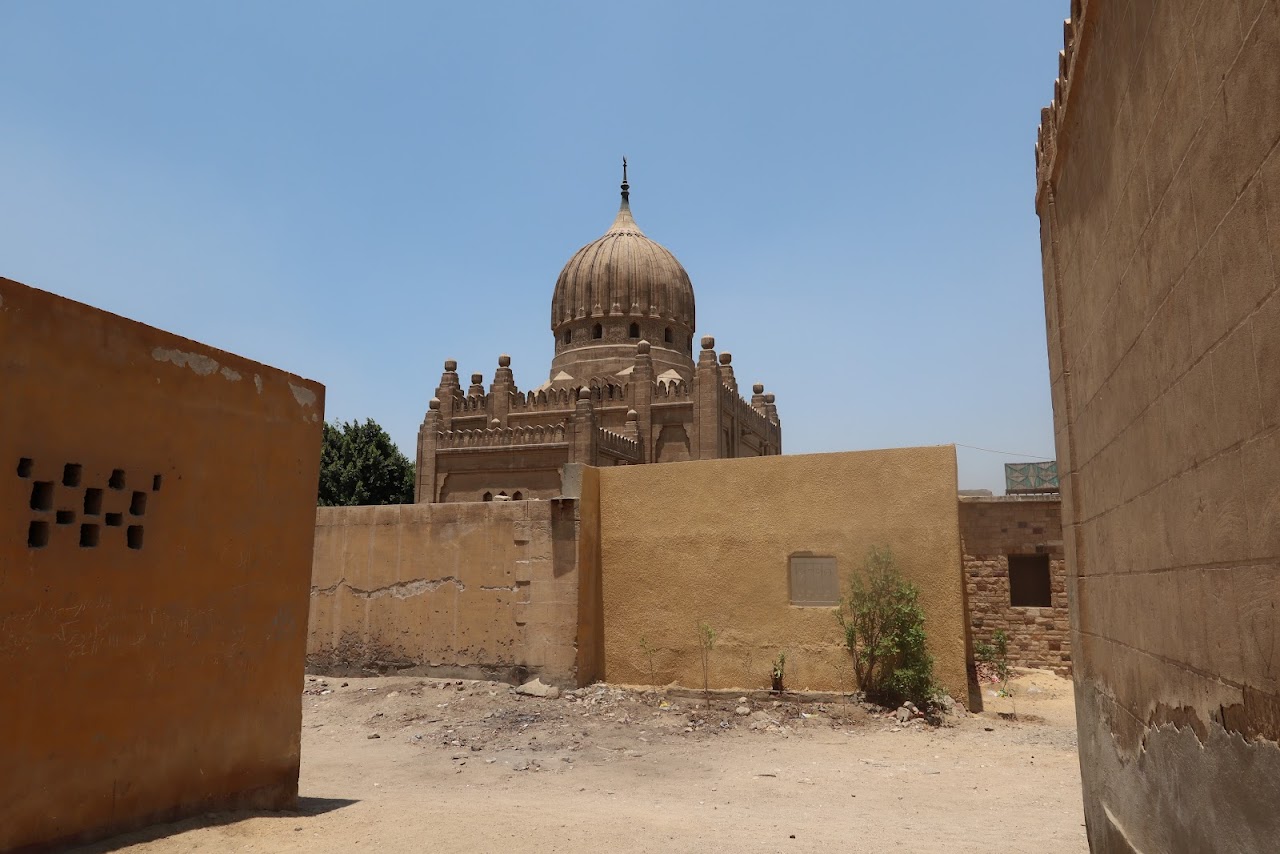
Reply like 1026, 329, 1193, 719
80, 671, 1087, 853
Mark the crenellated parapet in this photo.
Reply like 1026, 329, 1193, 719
435, 423, 568, 450
1034, 1, 1089, 209
596, 426, 641, 462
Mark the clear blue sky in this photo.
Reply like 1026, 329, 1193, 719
1, 2, 1066, 493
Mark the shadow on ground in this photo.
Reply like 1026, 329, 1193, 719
69, 796, 358, 852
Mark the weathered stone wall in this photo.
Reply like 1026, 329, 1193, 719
0, 277, 324, 852
1036, 1, 1280, 850
959, 497, 1070, 674
596, 448, 970, 703
308, 499, 600, 688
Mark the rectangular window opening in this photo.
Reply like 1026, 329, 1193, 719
80, 523, 100, 548
62, 463, 82, 487
108, 469, 126, 490
83, 488, 103, 516
28, 520, 50, 548
30, 481, 53, 512
105, 512, 123, 527
130, 491, 147, 516
127, 525, 144, 550
17, 457, 34, 478
56, 510, 75, 525
1009, 554, 1052, 607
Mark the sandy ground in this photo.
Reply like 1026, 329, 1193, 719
78, 670, 1087, 853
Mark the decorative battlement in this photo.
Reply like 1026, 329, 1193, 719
596, 426, 641, 461
508, 387, 577, 412
721, 384, 778, 435
1034, 1, 1088, 206
435, 423, 568, 450
655, 378, 690, 399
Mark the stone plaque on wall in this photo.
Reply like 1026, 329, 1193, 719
789, 554, 838, 606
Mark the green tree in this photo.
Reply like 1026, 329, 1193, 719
318, 419, 415, 506
835, 546, 938, 708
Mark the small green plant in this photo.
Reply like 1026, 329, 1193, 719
771, 651, 787, 693
639, 636, 658, 688
697, 622, 717, 706
976, 629, 1011, 695
835, 546, 938, 708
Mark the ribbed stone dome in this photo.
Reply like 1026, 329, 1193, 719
550, 183, 696, 334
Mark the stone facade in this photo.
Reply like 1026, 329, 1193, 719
417, 168, 781, 503
2, 277, 323, 852
959, 497, 1069, 675
1036, 1, 1280, 850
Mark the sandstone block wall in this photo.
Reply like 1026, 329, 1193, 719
1036, 2, 1280, 850
596, 448, 970, 702
0, 277, 324, 852
308, 498, 600, 687
959, 497, 1070, 674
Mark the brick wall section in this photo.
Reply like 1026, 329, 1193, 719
959, 497, 1069, 674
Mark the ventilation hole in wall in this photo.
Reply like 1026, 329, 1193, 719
127, 526, 144, 550
28, 520, 50, 548
105, 512, 123, 527
62, 463, 82, 487
84, 489, 103, 516
56, 510, 75, 525
130, 491, 147, 516
80, 524, 100, 548
108, 469, 126, 490
17, 457, 34, 478
30, 481, 53, 512
152, 474, 163, 492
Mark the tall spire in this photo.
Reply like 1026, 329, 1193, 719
609, 156, 642, 234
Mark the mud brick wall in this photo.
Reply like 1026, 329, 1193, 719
959, 497, 1069, 674
308, 493, 602, 689
1, 277, 324, 852
1036, 2, 1280, 850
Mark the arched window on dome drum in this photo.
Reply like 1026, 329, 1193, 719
628, 323, 640, 338
512, 491, 523, 501
482, 492, 493, 502
592, 324, 603, 339
664, 327, 673, 344
562, 329, 571, 344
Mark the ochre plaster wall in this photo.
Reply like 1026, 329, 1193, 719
1036, 2, 1280, 850
959, 497, 1070, 674
596, 448, 969, 702
0, 278, 324, 852
308, 498, 598, 687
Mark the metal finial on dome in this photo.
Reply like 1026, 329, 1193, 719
608, 158, 642, 235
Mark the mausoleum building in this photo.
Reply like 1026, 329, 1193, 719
416, 166, 782, 502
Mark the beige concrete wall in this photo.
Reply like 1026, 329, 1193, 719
596, 448, 969, 702
0, 277, 323, 851
1036, 2, 1280, 850
308, 499, 597, 687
